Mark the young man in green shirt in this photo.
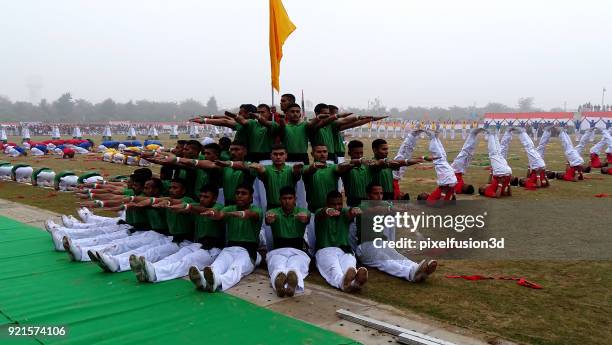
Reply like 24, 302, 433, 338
250, 144, 303, 251
264, 186, 311, 297
315, 191, 367, 293
354, 183, 437, 283
302, 143, 353, 253
189, 183, 263, 292
341, 140, 371, 207
134, 184, 224, 283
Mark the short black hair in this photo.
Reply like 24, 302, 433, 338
231, 140, 247, 148
287, 103, 301, 111
281, 94, 296, 103
149, 178, 164, 191
366, 182, 382, 194
177, 140, 187, 145
312, 143, 327, 150
314, 103, 329, 115
328, 105, 338, 112
372, 139, 387, 150
257, 104, 271, 112
219, 137, 231, 150
171, 178, 187, 188
347, 140, 363, 151
279, 186, 296, 197
203, 143, 221, 155
240, 104, 257, 114
200, 183, 219, 195
235, 183, 254, 195
326, 190, 343, 200
133, 167, 153, 180
159, 166, 174, 180
271, 143, 286, 151
186, 140, 202, 150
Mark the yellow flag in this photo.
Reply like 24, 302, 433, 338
269, 0, 296, 92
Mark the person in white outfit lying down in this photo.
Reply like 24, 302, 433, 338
355, 183, 437, 282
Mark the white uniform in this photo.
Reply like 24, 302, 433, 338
488, 132, 513, 176
266, 247, 310, 294
428, 133, 457, 186
517, 130, 546, 170
536, 127, 553, 160
499, 129, 513, 160
559, 130, 586, 167
101, 241, 180, 272
451, 130, 481, 174
392, 130, 421, 180
208, 246, 260, 291
315, 247, 356, 290
14, 166, 33, 183
69, 230, 169, 261
149, 244, 220, 282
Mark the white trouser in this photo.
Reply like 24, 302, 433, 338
15, 167, 33, 182
518, 131, 546, 170
57, 224, 129, 239
305, 217, 316, 256
536, 127, 553, 159
63, 219, 120, 229
216, 188, 225, 205
355, 242, 418, 281
75, 231, 167, 261
429, 136, 457, 186
37, 171, 55, 187
210, 246, 259, 291
450, 131, 480, 175
252, 159, 271, 210
590, 137, 607, 155
393, 131, 420, 180
286, 161, 307, 209
559, 131, 585, 166
488, 132, 513, 176
153, 245, 220, 282
315, 247, 356, 290
109, 241, 179, 271
266, 248, 310, 293
336, 156, 345, 192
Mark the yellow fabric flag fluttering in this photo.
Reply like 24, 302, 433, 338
269, 0, 296, 92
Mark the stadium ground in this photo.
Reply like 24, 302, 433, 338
1, 134, 611, 345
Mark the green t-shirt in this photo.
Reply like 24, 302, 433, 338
123, 188, 135, 197
310, 122, 336, 154
193, 169, 209, 198
268, 207, 309, 240
341, 165, 369, 201
126, 193, 148, 228
161, 180, 171, 196
193, 203, 225, 239
220, 150, 231, 161
222, 166, 254, 203
315, 207, 352, 250
146, 207, 168, 232
246, 119, 279, 153
166, 196, 196, 235
223, 205, 263, 243
261, 165, 296, 208
369, 161, 394, 193
333, 126, 346, 156
283, 122, 309, 154
233, 123, 248, 145
302, 164, 339, 212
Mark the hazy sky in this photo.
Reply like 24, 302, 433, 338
1, 0, 611, 110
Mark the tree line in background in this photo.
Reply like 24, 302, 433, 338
0, 92, 562, 122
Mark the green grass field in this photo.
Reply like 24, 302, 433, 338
1, 134, 611, 345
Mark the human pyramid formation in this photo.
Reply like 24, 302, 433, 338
40, 94, 612, 298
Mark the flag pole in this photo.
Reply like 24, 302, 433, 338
271, 86, 275, 107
